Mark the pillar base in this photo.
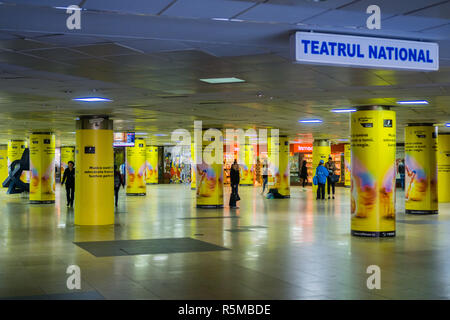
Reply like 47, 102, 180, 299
406, 209, 438, 215
196, 205, 223, 209
351, 230, 395, 238
191, 187, 196, 190
30, 200, 55, 204
126, 193, 146, 196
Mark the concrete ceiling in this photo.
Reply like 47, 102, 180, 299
0, 0, 449, 146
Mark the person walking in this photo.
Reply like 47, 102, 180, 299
61, 161, 75, 208
398, 159, 405, 189
114, 165, 125, 207
299, 160, 308, 191
325, 156, 337, 199
314, 160, 329, 200
229, 160, 240, 208
261, 160, 268, 194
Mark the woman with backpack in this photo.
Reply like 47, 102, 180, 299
314, 160, 329, 200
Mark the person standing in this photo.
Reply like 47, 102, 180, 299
61, 161, 75, 208
299, 160, 308, 190
398, 159, 405, 189
314, 160, 329, 200
230, 160, 240, 208
114, 165, 125, 207
261, 160, 268, 194
325, 156, 337, 199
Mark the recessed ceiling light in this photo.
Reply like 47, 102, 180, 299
396, 100, 429, 105
199, 77, 245, 84
72, 97, 113, 102
331, 108, 356, 113
299, 119, 323, 123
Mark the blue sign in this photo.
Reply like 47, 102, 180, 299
291, 32, 439, 71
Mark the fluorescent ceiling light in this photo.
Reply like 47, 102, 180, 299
337, 139, 349, 142
199, 77, 245, 84
154, 134, 167, 137
299, 119, 323, 123
396, 100, 429, 105
331, 108, 356, 113
72, 97, 112, 102
135, 132, 147, 135
446, 123, 450, 127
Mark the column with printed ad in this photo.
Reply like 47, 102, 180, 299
146, 145, 158, 185
268, 135, 290, 197
196, 132, 223, 208
75, 116, 114, 226
60, 146, 75, 178
312, 139, 330, 195
0, 145, 7, 187
350, 106, 396, 237
191, 142, 196, 190
127, 137, 147, 195
29, 132, 56, 203
240, 143, 256, 186
7, 139, 28, 183
438, 133, 450, 203
344, 143, 351, 187
405, 124, 438, 214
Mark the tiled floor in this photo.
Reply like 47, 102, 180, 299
0, 184, 449, 300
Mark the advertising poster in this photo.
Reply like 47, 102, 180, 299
239, 144, 256, 186
0, 146, 7, 187
60, 146, 75, 178
344, 144, 351, 187
145, 145, 158, 184
350, 109, 396, 237
126, 138, 147, 195
312, 142, 330, 194
405, 125, 438, 214
438, 133, 450, 203
75, 129, 114, 225
29, 133, 56, 203
191, 142, 196, 189
268, 136, 290, 197
7, 140, 29, 183
196, 137, 223, 207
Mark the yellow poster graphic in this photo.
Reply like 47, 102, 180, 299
145, 145, 158, 184
438, 133, 450, 203
60, 146, 75, 178
239, 144, 255, 186
75, 129, 114, 225
312, 141, 330, 195
344, 144, 351, 187
405, 125, 438, 214
196, 136, 223, 207
127, 138, 147, 195
0, 145, 7, 187
268, 136, 290, 197
191, 142, 196, 190
350, 108, 396, 237
7, 140, 28, 183
29, 133, 56, 203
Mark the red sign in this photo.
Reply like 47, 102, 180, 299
292, 143, 313, 153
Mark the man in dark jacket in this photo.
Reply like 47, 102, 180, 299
61, 161, 75, 208
114, 165, 125, 207
230, 160, 240, 208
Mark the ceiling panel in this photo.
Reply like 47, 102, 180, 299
83, 0, 171, 15
161, 0, 256, 19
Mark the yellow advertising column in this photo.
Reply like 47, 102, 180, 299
60, 146, 75, 178
350, 106, 396, 237
240, 143, 256, 186
405, 124, 438, 214
7, 140, 28, 183
126, 137, 147, 196
312, 139, 331, 195
0, 145, 7, 187
344, 143, 351, 187
75, 116, 114, 226
438, 133, 450, 203
196, 133, 223, 208
29, 132, 56, 203
268, 135, 290, 197
145, 145, 158, 184
191, 142, 196, 190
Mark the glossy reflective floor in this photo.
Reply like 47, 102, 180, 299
1, 184, 450, 300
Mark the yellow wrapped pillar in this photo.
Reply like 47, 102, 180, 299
350, 106, 396, 237
405, 124, 438, 214
75, 116, 114, 226
0, 145, 7, 187
240, 143, 256, 186
438, 133, 450, 203
312, 139, 330, 195
191, 142, 196, 190
7, 140, 28, 183
29, 132, 56, 203
145, 145, 158, 184
126, 137, 147, 195
60, 146, 75, 178
268, 135, 290, 197
344, 143, 351, 187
